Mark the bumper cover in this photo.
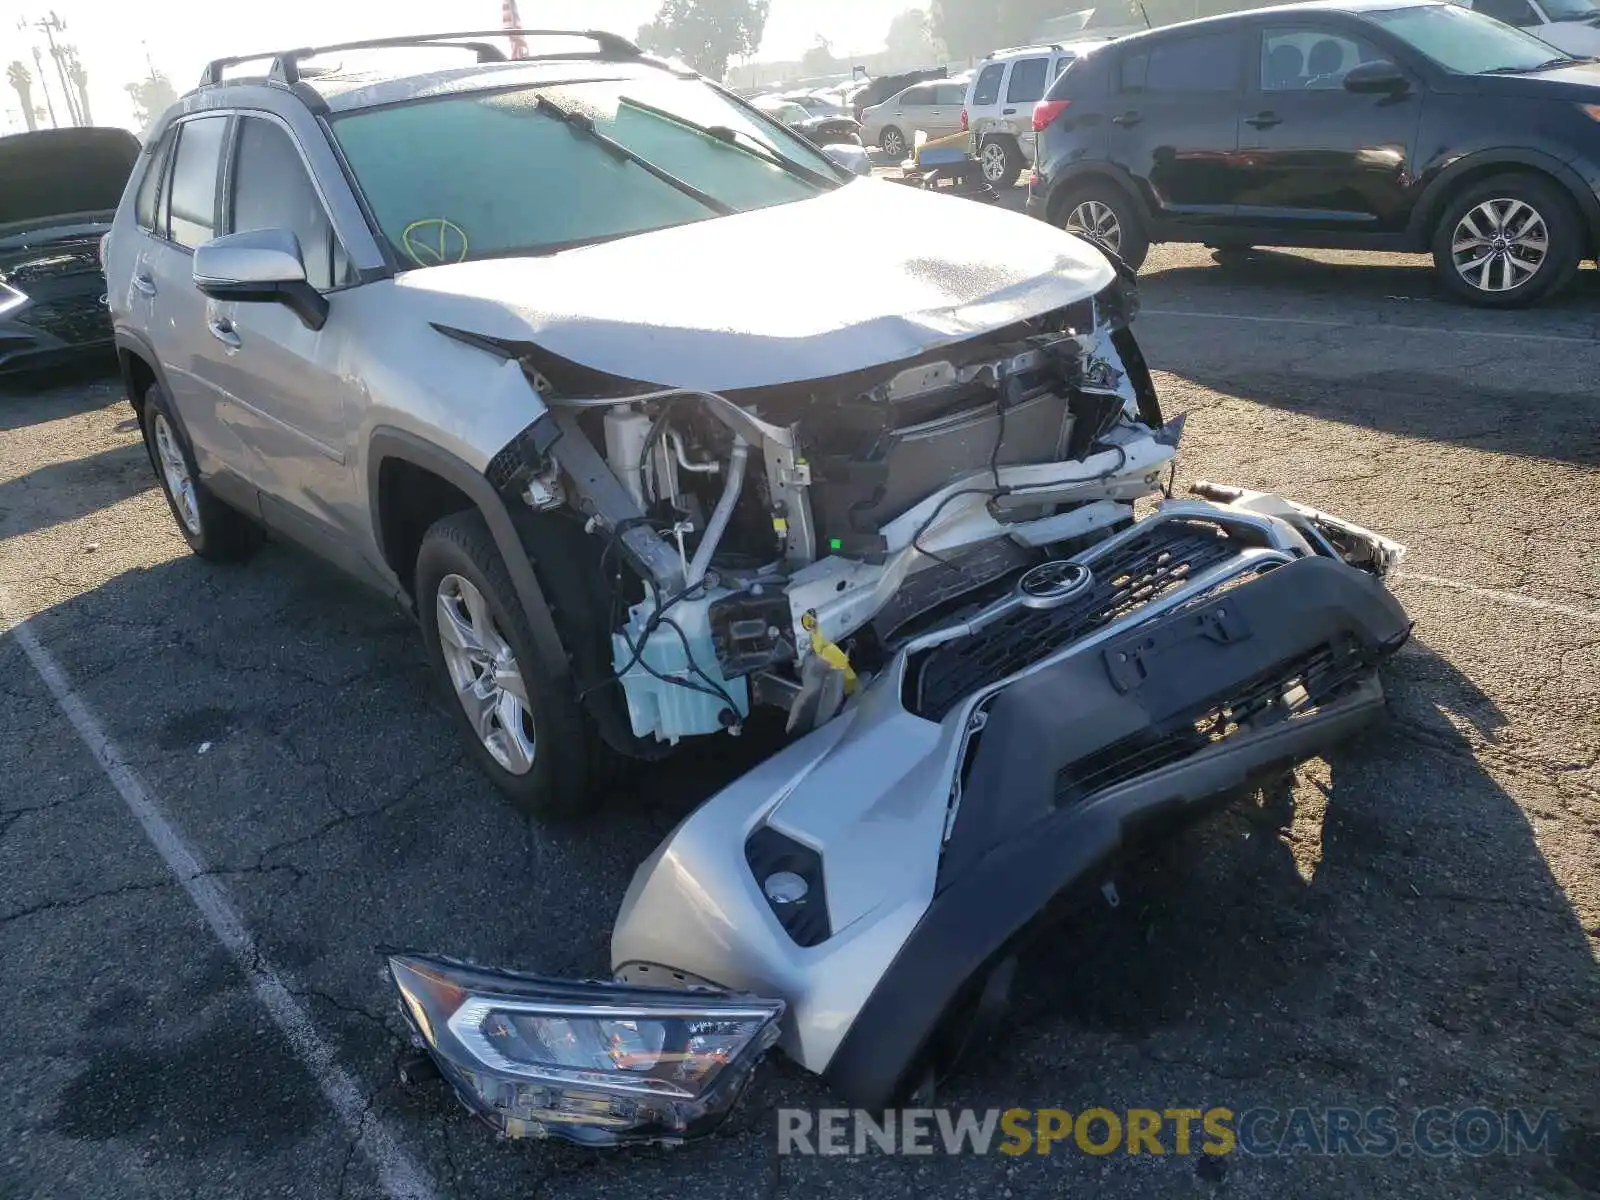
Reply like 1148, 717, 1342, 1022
824, 555, 1409, 1107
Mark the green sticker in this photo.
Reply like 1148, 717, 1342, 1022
829, 538, 843, 550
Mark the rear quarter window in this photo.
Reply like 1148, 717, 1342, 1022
971, 63, 1006, 106
134, 133, 173, 231
1046, 54, 1107, 99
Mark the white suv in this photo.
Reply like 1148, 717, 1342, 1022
963, 40, 1110, 184
1452, 0, 1600, 54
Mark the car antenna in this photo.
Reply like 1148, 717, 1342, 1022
1133, 0, 1153, 27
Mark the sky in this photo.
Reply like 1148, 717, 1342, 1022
0, 0, 913, 133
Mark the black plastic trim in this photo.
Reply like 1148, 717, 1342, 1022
366, 426, 571, 683
822, 558, 1409, 1108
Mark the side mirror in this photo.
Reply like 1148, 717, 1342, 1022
1343, 60, 1410, 96
821, 143, 874, 177
193, 228, 329, 331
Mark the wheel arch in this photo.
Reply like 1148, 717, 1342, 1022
367, 427, 572, 684
113, 329, 169, 420
1043, 163, 1153, 229
1409, 149, 1600, 253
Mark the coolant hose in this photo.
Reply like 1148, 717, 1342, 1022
687, 435, 748, 587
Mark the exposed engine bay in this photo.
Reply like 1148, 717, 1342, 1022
483, 268, 1182, 748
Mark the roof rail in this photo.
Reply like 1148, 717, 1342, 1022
198, 28, 642, 87
981, 43, 1065, 59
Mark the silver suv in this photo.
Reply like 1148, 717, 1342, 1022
103, 27, 1396, 831
964, 41, 1109, 184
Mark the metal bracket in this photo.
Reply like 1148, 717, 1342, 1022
1103, 604, 1251, 694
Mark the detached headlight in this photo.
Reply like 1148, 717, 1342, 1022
388, 953, 784, 1145
0, 281, 27, 319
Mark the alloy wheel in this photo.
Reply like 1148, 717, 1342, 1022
435, 573, 537, 775
979, 142, 1009, 184
1065, 200, 1123, 255
152, 413, 200, 535
1451, 198, 1547, 294
881, 129, 905, 157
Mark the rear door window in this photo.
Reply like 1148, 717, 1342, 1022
899, 85, 935, 105
1137, 32, 1246, 92
1006, 57, 1051, 102
166, 116, 228, 248
972, 63, 1006, 105
134, 132, 173, 231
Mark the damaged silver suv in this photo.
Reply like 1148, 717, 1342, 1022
107, 30, 1412, 1139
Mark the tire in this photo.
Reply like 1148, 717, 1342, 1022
416, 509, 592, 819
140, 382, 261, 561
977, 135, 1024, 187
1431, 173, 1582, 309
878, 126, 906, 158
1054, 181, 1150, 271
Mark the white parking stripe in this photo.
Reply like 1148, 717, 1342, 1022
1396, 571, 1600, 624
0, 598, 441, 1200
1142, 308, 1600, 346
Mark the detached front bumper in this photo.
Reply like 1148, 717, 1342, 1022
391, 486, 1410, 1139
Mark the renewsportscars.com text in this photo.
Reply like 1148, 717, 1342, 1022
777, 1106, 1562, 1159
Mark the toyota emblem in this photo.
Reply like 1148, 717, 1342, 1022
1016, 559, 1093, 609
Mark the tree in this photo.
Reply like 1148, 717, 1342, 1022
636, 0, 771, 81
6, 61, 36, 132
799, 36, 838, 76
930, 0, 1064, 60
125, 72, 178, 130
884, 9, 941, 65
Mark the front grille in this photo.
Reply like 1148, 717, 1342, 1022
908, 518, 1240, 719
17, 291, 108, 346
1053, 637, 1370, 807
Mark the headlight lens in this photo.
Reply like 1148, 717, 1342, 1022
388, 954, 784, 1145
0, 281, 27, 318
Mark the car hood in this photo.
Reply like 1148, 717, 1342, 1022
397, 179, 1115, 392
0, 127, 140, 236
1465, 55, 1600, 95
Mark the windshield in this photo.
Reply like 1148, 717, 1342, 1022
333, 76, 841, 264
1542, 0, 1599, 18
1364, 4, 1576, 72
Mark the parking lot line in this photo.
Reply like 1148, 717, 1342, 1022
1398, 571, 1600, 624
1142, 308, 1600, 345
0, 594, 442, 1200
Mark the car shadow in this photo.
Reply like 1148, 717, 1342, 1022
0, 354, 122, 433
0, 441, 155, 542
957, 638, 1597, 1192
1145, 245, 1600, 311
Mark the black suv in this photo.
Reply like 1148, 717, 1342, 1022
1026, 0, 1600, 306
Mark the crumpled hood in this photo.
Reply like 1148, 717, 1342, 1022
396, 178, 1115, 391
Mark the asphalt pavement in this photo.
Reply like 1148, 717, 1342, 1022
1, 206, 1597, 1199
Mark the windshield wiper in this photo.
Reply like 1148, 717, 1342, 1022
532, 96, 734, 216
1482, 56, 1579, 72
617, 96, 843, 190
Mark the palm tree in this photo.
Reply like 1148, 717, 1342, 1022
6, 61, 36, 131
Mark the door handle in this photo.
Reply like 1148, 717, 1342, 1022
132, 272, 157, 296
1002, 107, 1017, 115
1246, 111, 1282, 129
208, 316, 241, 349
1112, 110, 1142, 127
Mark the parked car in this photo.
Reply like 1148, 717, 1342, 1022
1450, 0, 1600, 55
1027, 0, 1600, 306
850, 67, 948, 119
0, 127, 140, 377
963, 40, 1112, 185
752, 94, 863, 145
859, 76, 970, 157
104, 28, 1410, 1145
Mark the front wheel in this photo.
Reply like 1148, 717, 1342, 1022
1056, 182, 1149, 271
1431, 174, 1582, 308
416, 510, 594, 818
